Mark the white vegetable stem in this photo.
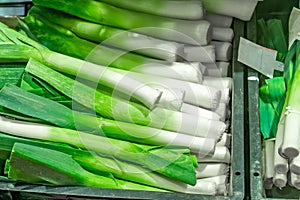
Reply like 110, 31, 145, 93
274, 122, 289, 174
264, 140, 275, 180
114, 68, 221, 109
290, 173, 300, 189
217, 133, 231, 147
150, 108, 226, 140
203, 77, 232, 91
196, 163, 228, 178
214, 103, 229, 121
136, 21, 212, 46
201, 0, 258, 21
264, 140, 275, 189
290, 155, 300, 175
201, 175, 228, 195
191, 62, 207, 74
205, 12, 233, 28
185, 180, 216, 195
273, 172, 287, 188
0, 116, 212, 153
203, 77, 232, 103
154, 87, 184, 111
182, 45, 215, 63
181, 103, 221, 121
196, 146, 231, 163
212, 27, 234, 42
203, 62, 230, 77
133, 62, 203, 83
211, 41, 233, 62
43, 52, 162, 109
100, 30, 185, 62
282, 111, 300, 158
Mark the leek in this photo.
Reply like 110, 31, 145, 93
0, 133, 202, 193
196, 164, 228, 179
24, 14, 202, 83
180, 103, 221, 121
24, 60, 224, 139
211, 41, 233, 62
28, 6, 184, 62
0, 116, 197, 185
201, 0, 258, 21
0, 84, 216, 153
113, 68, 222, 110
212, 27, 234, 42
182, 45, 216, 63
205, 12, 233, 28
8, 143, 164, 191
94, 0, 205, 20
32, 0, 212, 45
0, 22, 161, 109
203, 62, 230, 77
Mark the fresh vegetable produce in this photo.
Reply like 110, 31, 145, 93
201, 0, 258, 21
32, 0, 212, 45
0, 22, 161, 109
0, 115, 198, 185
8, 143, 164, 191
205, 12, 233, 28
24, 13, 202, 83
0, 0, 239, 195
95, 0, 205, 20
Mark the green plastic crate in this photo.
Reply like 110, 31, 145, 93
247, 0, 300, 199
0, 2, 247, 199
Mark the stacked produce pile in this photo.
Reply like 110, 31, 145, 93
0, 0, 256, 196
258, 7, 300, 190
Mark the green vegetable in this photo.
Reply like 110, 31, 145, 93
0, 133, 199, 192
28, 6, 184, 62
0, 22, 161, 109
95, 0, 204, 20
8, 143, 164, 191
0, 115, 197, 185
24, 14, 166, 70
31, 0, 211, 45
281, 41, 300, 158
26, 58, 150, 125
0, 83, 214, 153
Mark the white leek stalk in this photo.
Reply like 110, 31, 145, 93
133, 62, 203, 83
290, 173, 300, 189
150, 86, 184, 111
274, 122, 289, 174
282, 109, 300, 158
196, 163, 228, 178
205, 12, 233, 28
212, 27, 234, 42
196, 146, 231, 164
114, 68, 221, 109
201, 175, 228, 195
217, 133, 231, 147
214, 103, 229, 121
182, 45, 215, 63
185, 180, 216, 195
211, 41, 233, 62
150, 108, 226, 140
264, 140, 275, 189
273, 172, 287, 188
201, 0, 258, 21
192, 62, 207, 74
181, 103, 221, 121
203, 62, 230, 77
